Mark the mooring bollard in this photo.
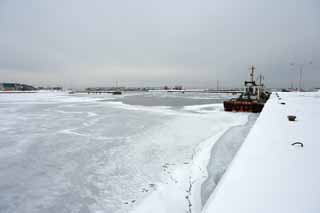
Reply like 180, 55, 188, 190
287, 115, 296, 121
291, 142, 304, 147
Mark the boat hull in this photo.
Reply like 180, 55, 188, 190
223, 101, 264, 113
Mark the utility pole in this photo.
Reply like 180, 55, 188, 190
258, 74, 264, 87
290, 61, 312, 91
299, 66, 302, 91
217, 80, 219, 90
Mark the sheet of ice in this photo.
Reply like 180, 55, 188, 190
131, 106, 248, 213
0, 92, 247, 213
203, 92, 320, 213
107, 92, 237, 107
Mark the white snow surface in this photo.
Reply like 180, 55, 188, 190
203, 92, 320, 213
0, 92, 247, 213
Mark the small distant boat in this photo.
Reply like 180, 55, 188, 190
112, 80, 122, 95
224, 66, 270, 113
112, 91, 122, 95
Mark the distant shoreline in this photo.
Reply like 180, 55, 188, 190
0, 91, 37, 94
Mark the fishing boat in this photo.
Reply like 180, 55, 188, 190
224, 66, 270, 113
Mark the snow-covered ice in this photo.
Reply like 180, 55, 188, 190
0, 92, 247, 213
203, 91, 320, 213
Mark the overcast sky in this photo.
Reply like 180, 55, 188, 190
0, 0, 319, 88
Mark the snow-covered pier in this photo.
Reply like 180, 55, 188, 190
203, 91, 320, 213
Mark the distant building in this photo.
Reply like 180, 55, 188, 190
37, 86, 63, 91
0, 83, 36, 91
173, 85, 183, 90
51, 87, 63, 91
2, 83, 16, 91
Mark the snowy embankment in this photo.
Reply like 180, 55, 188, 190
203, 91, 320, 213
201, 114, 258, 206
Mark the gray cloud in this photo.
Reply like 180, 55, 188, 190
0, 0, 319, 88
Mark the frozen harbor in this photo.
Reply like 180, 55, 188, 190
0, 91, 249, 213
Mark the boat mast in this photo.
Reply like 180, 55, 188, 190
250, 65, 255, 82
